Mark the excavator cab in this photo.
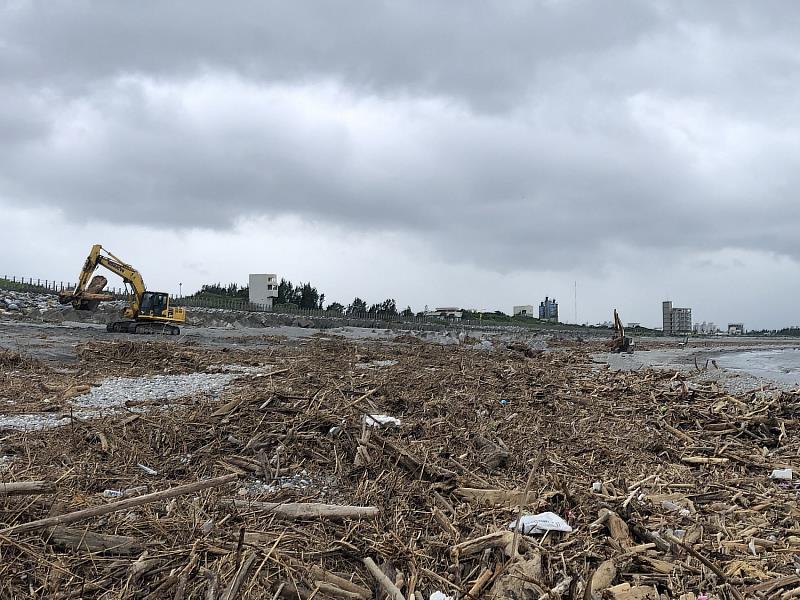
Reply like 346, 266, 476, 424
140, 291, 168, 317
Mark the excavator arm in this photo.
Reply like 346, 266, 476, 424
61, 244, 147, 318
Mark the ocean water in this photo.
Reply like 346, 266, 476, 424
722, 347, 800, 387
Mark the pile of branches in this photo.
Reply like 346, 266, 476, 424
0, 337, 798, 599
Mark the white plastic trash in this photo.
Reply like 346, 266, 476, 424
770, 468, 792, 480
509, 511, 573, 534
363, 414, 401, 428
430, 593, 454, 600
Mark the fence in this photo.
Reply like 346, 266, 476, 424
0, 275, 129, 299
1, 274, 604, 333
175, 295, 454, 326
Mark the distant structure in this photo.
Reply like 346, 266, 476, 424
728, 323, 745, 335
248, 273, 278, 309
662, 301, 692, 335
425, 307, 463, 320
627, 322, 641, 328
539, 297, 558, 321
513, 305, 534, 317
693, 321, 718, 335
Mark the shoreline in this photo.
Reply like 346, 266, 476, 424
593, 343, 800, 393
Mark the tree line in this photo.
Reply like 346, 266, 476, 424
192, 280, 412, 315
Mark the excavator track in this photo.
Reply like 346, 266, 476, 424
106, 321, 180, 335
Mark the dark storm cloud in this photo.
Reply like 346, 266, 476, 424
2, 0, 800, 269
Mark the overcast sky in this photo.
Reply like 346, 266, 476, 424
2, 1, 800, 328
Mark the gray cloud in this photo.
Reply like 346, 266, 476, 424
2, 0, 800, 273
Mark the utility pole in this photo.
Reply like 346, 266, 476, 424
574, 281, 577, 324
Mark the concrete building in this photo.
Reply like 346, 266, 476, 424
728, 323, 745, 335
513, 305, 534, 317
539, 297, 558, 321
662, 301, 692, 335
248, 273, 278, 309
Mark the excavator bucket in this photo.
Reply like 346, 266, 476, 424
58, 275, 114, 311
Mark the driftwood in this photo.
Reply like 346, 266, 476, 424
451, 531, 520, 560
0, 474, 237, 536
221, 551, 257, 600
226, 500, 379, 520
375, 435, 457, 481
0, 481, 55, 497
44, 526, 142, 555
454, 487, 538, 507
362, 557, 404, 600
309, 565, 370, 599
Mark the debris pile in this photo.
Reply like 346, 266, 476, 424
0, 290, 61, 316
0, 337, 798, 599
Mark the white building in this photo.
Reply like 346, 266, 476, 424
248, 274, 278, 309
728, 323, 745, 335
662, 301, 692, 335
513, 305, 534, 317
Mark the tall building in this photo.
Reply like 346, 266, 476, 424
662, 301, 692, 335
539, 297, 558, 321
249, 273, 278, 309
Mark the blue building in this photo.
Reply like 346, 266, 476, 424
539, 297, 558, 321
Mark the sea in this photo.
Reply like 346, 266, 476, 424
722, 347, 800, 388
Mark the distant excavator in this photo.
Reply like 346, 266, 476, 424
607, 308, 633, 353
59, 244, 185, 335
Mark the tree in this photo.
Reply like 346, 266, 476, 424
298, 282, 319, 309
401, 306, 413, 317
277, 279, 296, 305
326, 302, 345, 313
277, 279, 325, 308
348, 297, 367, 315
369, 299, 397, 315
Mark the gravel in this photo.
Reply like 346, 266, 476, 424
73, 372, 236, 409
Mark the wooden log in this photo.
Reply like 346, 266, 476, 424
0, 474, 237, 536
455, 488, 537, 507
451, 531, 519, 560
44, 526, 142, 555
0, 481, 55, 497
221, 551, 257, 600
680, 456, 729, 465
363, 558, 404, 600
314, 582, 364, 600
227, 499, 379, 520
309, 565, 370, 600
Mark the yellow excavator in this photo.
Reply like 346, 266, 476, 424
59, 244, 185, 335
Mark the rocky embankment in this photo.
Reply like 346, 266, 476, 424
0, 290, 61, 317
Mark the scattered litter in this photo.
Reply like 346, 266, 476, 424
363, 414, 401, 428
102, 486, 148, 498
509, 512, 573, 534
137, 463, 158, 476
429, 592, 454, 600
499, 399, 509, 406
770, 468, 793, 480
592, 481, 602, 492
